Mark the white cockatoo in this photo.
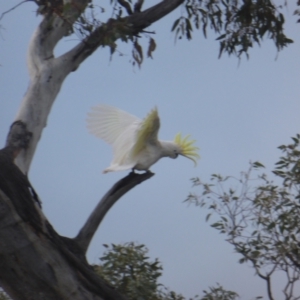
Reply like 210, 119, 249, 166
87, 104, 200, 173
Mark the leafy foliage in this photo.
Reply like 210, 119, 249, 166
31, 0, 294, 63
95, 242, 236, 300
172, 0, 294, 58
186, 134, 300, 300
95, 242, 164, 300
202, 284, 239, 300
2, 0, 295, 64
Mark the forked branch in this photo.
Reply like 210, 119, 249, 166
63, 0, 184, 69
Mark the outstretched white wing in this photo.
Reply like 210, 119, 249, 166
87, 104, 141, 171
87, 104, 140, 144
87, 105, 161, 172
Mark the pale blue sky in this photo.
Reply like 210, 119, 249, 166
1, 1, 300, 298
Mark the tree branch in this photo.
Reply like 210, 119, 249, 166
27, 0, 90, 77
14, 1, 92, 174
0, 0, 30, 22
256, 272, 275, 300
127, 0, 184, 31
13, 0, 184, 173
60, 0, 184, 70
75, 171, 154, 254
1, 122, 43, 221
0, 138, 129, 299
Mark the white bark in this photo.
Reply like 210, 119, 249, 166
13, 0, 184, 174
0, 1, 185, 298
14, 14, 76, 173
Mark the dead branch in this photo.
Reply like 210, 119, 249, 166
75, 171, 154, 254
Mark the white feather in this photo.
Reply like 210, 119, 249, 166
87, 105, 143, 172
87, 104, 199, 173
87, 104, 139, 144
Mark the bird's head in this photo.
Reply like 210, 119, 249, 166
172, 133, 200, 166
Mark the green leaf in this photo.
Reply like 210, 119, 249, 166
211, 222, 220, 228
216, 33, 226, 41
147, 38, 156, 58
267, 222, 276, 230
185, 18, 192, 31
239, 258, 246, 264
206, 213, 211, 222
221, 216, 228, 222
171, 18, 181, 32
253, 161, 265, 168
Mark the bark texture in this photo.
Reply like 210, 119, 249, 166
1, 1, 183, 298
15, 0, 184, 174
0, 133, 152, 299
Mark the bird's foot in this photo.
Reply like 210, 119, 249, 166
129, 168, 136, 175
129, 169, 154, 175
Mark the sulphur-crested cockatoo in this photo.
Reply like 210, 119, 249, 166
87, 104, 199, 173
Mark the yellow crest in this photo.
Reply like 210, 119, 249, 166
174, 133, 200, 166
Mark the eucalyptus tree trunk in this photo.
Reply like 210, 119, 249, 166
0, 0, 183, 299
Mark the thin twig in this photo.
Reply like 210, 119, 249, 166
0, 1, 31, 22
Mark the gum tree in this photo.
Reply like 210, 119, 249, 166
187, 135, 300, 300
0, 0, 294, 299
